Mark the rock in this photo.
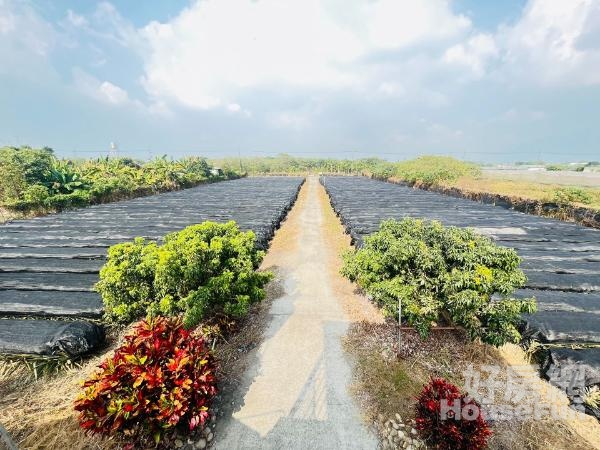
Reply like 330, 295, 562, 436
397, 430, 405, 439
207, 431, 214, 442
392, 421, 400, 430
395, 413, 402, 422
195, 438, 207, 449
410, 428, 417, 436
175, 439, 184, 448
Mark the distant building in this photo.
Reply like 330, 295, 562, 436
210, 167, 223, 176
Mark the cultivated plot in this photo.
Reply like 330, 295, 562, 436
321, 176, 600, 410
0, 177, 304, 356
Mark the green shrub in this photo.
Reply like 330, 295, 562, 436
96, 221, 272, 328
22, 184, 50, 203
1, 150, 238, 213
43, 162, 89, 194
552, 187, 593, 205
393, 156, 481, 185
43, 190, 92, 209
341, 218, 536, 346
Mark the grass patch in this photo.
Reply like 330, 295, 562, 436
344, 320, 598, 450
448, 176, 600, 210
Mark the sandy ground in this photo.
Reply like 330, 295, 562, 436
214, 177, 379, 449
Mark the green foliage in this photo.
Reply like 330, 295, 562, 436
552, 187, 593, 205
341, 218, 536, 346
22, 184, 50, 203
96, 221, 272, 328
44, 162, 89, 194
0, 146, 53, 201
392, 156, 481, 185
211, 153, 394, 176
0, 148, 238, 213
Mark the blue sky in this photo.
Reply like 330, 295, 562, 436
1, 0, 599, 162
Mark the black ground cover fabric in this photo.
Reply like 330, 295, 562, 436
321, 176, 600, 406
0, 319, 104, 356
0, 177, 304, 355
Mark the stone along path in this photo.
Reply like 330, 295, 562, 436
215, 177, 377, 450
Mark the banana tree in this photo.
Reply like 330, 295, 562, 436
43, 162, 90, 194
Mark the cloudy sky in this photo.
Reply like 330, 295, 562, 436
1, 0, 599, 162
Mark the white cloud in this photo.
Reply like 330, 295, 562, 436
72, 68, 173, 117
440, 0, 600, 85
360, 0, 470, 49
98, 81, 129, 105
66, 10, 88, 28
377, 82, 406, 97
73, 68, 131, 105
270, 110, 311, 130
0, 0, 55, 58
443, 33, 498, 78
138, 0, 472, 110
0, 5, 16, 34
499, 0, 600, 85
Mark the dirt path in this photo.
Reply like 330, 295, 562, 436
214, 177, 378, 449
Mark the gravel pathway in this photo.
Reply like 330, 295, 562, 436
214, 177, 377, 450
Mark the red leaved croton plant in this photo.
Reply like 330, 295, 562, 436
74, 316, 217, 444
415, 377, 492, 450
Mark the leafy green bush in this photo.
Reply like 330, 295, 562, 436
96, 221, 272, 328
0, 146, 55, 202
393, 156, 481, 185
0, 149, 239, 214
341, 218, 536, 346
22, 184, 50, 203
211, 153, 394, 175
552, 187, 593, 205
44, 162, 89, 194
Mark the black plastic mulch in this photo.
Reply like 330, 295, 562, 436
0, 177, 304, 356
321, 176, 600, 414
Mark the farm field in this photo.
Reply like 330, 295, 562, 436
444, 173, 600, 212
321, 176, 600, 410
4, 1, 600, 448
1, 176, 599, 450
0, 177, 304, 357
482, 169, 600, 188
